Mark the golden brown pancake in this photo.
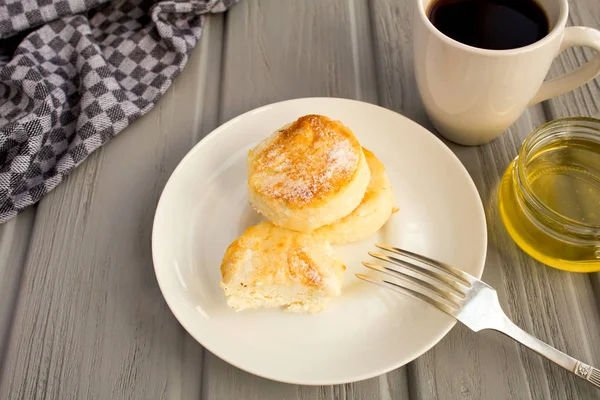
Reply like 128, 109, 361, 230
247, 115, 370, 233
220, 222, 346, 313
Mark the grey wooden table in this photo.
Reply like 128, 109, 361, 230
1, 1, 600, 399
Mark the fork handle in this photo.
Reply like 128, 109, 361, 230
495, 315, 600, 389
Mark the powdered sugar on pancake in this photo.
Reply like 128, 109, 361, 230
250, 115, 360, 206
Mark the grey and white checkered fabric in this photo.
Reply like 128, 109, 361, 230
0, 0, 236, 223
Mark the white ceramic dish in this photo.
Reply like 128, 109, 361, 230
152, 97, 487, 385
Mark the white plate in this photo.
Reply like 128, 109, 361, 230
152, 98, 487, 385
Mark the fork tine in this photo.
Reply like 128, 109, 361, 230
362, 261, 463, 304
356, 274, 458, 317
369, 252, 466, 296
375, 244, 473, 286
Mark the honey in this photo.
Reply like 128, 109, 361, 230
498, 118, 600, 272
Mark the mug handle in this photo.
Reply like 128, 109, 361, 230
529, 26, 600, 106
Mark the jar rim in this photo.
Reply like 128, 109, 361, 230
515, 117, 600, 239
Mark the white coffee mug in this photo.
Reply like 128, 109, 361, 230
413, 0, 600, 145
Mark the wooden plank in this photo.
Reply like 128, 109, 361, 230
218, 0, 378, 122
370, 0, 600, 399
0, 16, 224, 400
0, 208, 34, 370
202, 0, 410, 398
203, 357, 409, 400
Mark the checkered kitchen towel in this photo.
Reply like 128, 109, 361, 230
0, 0, 236, 224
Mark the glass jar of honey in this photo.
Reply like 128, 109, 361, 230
498, 117, 600, 272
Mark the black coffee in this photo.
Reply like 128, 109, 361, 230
428, 0, 549, 50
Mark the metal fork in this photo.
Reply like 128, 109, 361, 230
358, 244, 600, 390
